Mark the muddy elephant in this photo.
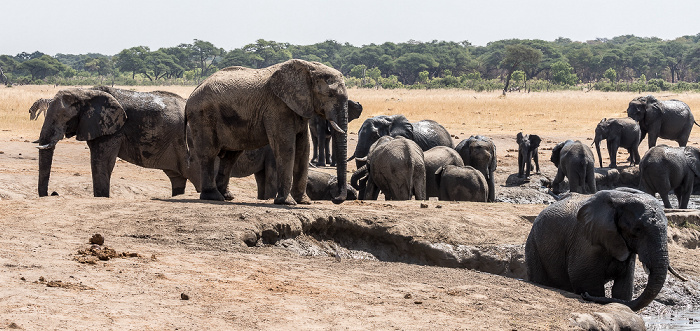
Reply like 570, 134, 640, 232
351, 114, 452, 170
185, 59, 349, 205
310, 99, 363, 167
455, 135, 497, 202
424, 146, 464, 198
525, 188, 670, 312
593, 117, 641, 168
435, 165, 488, 202
230, 145, 357, 201
550, 140, 596, 194
36, 87, 201, 197
351, 136, 426, 200
639, 144, 700, 209
516, 132, 541, 178
627, 95, 698, 148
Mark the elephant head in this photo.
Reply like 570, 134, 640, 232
269, 59, 349, 204
353, 114, 412, 169
348, 100, 363, 122
577, 188, 669, 311
684, 146, 700, 178
37, 89, 127, 197
626, 95, 659, 126
550, 140, 572, 168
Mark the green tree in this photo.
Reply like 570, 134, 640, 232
551, 60, 578, 85
392, 53, 439, 84
500, 44, 542, 94
19, 55, 68, 80
189, 39, 223, 81
115, 46, 149, 79
604, 68, 617, 82
349, 64, 367, 78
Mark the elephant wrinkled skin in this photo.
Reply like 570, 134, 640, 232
593, 117, 641, 168
455, 135, 497, 202
424, 146, 464, 198
37, 86, 200, 197
627, 95, 698, 148
434, 165, 488, 202
550, 140, 596, 194
639, 144, 700, 209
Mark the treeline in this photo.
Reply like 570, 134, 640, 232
4, 35, 700, 92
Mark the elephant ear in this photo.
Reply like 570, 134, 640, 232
389, 115, 414, 140
347, 100, 363, 122
550, 141, 564, 168
529, 134, 541, 150
270, 59, 315, 119
577, 191, 631, 262
684, 147, 700, 178
76, 90, 127, 141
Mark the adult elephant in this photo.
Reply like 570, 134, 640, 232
593, 117, 641, 168
639, 144, 700, 209
37, 87, 201, 197
434, 165, 488, 202
310, 99, 363, 167
525, 188, 670, 312
424, 146, 464, 198
351, 136, 426, 200
454, 135, 497, 202
550, 140, 596, 194
186, 59, 349, 205
516, 132, 541, 178
626, 95, 698, 148
351, 114, 452, 170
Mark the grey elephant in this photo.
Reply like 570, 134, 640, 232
454, 135, 497, 202
516, 132, 541, 178
525, 188, 669, 312
639, 144, 700, 209
424, 146, 464, 198
229, 145, 357, 201
351, 136, 426, 200
351, 114, 452, 170
593, 117, 641, 168
627, 95, 698, 148
434, 165, 488, 202
550, 140, 596, 194
29, 97, 52, 120
186, 59, 349, 205
310, 99, 363, 167
37, 87, 201, 197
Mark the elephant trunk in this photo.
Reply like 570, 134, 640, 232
38, 147, 55, 197
627, 253, 668, 311
594, 137, 603, 168
331, 104, 348, 204
351, 164, 369, 191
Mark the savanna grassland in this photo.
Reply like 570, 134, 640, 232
1, 85, 699, 330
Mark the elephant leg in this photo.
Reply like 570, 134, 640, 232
659, 191, 673, 209
215, 151, 242, 201
487, 171, 495, 202
311, 133, 319, 164
324, 137, 331, 166
586, 163, 596, 194
253, 171, 266, 200
517, 153, 524, 177
164, 169, 187, 196
607, 141, 618, 168
414, 166, 427, 200
551, 169, 566, 194
648, 134, 659, 148
611, 257, 635, 300
270, 137, 298, 205
87, 137, 121, 198
292, 131, 311, 204
199, 154, 224, 201
365, 176, 380, 200
533, 151, 540, 174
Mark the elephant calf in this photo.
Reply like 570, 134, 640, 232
550, 140, 596, 194
516, 132, 541, 178
455, 135, 497, 202
593, 117, 641, 168
434, 165, 488, 202
526, 188, 669, 312
424, 146, 464, 198
639, 144, 700, 209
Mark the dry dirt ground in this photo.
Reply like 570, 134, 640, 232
1, 121, 700, 329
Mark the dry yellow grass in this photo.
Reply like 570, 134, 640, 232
4, 85, 700, 143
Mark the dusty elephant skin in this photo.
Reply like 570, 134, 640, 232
185, 59, 349, 205
455, 135, 497, 202
593, 117, 641, 168
37, 86, 200, 198
639, 144, 700, 209
550, 139, 596, 194
627, 95, 699, 148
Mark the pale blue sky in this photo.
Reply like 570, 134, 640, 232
4, 0, 700, 55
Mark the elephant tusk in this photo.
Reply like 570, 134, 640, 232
329, 120, 345, 134
355, 156, 367, 162
36, 142, 56, 150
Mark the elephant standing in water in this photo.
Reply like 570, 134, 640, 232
525, 188, 670, 312
185, 59, 350, 205
37, 87, 201, 197
455, 135, 497, 202
550, 140, 596, 194
639, 144, 700, 209
593, 117, 641, 168
627, 95, 698, 148
310, 100, 363, 167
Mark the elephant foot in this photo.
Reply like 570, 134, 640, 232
295, 194, 311, 205
222, 190, 235, 201
274, 195, 297, 205
608, 163, 617, 168
200, 189, 225, 201
172, 187, 186, 197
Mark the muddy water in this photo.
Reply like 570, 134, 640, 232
645, 310, 700, 330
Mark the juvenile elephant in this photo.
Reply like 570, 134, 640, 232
351, 114, 452, 170
424, 146, 464, 198
37, 87, 200, 197
351, 136, 426, 200
639, 144, 700, 209
550, 140, 596, 194
229, 145, 357, 201
186, 59, 349, 205
455, 135, 497, 202
434, 165, 488, 202
627, 95, 698, 148
593, 117, 641, 168
310, 100, 362, 167
516, 132, 541, 178
525, 188, 669, 312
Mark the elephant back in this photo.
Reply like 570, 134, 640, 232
411, 120, 453, 149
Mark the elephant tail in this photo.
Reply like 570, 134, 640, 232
694, 120, 700, 128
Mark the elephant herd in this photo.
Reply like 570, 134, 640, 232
31, 60, 697, 312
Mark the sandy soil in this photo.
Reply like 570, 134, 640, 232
1, 126, 699, 330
